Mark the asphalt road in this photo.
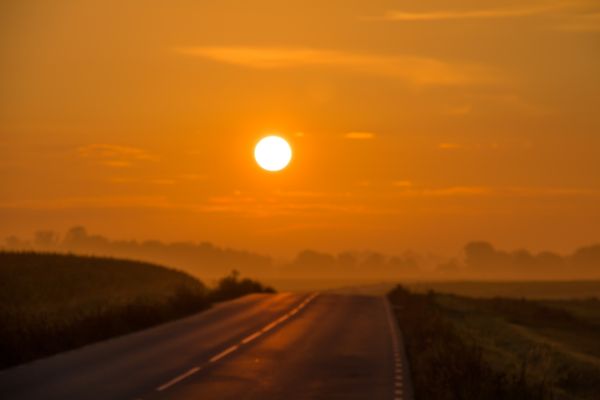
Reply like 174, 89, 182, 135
0, 293, 412, 400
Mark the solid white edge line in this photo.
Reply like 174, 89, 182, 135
385, 296, 408, 400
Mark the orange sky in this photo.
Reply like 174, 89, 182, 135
1, 0, 599, 257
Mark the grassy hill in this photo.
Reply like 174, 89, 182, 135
0, 251, 273, 369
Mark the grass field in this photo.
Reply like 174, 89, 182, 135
0, 251, 273, 369
389, 286, 600, 400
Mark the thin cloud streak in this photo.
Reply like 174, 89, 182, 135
345, 132, 376, 140
0, 196, 172, 210
373, 3, 567, 21
438, 143, 463, 150
77, 144, 158, 168
2, 187, 597, 217
558, 12, 600, 31
175, 46, 496, 86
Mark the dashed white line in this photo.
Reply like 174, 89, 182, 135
261, 321, 279, 333
241, 331, 262, 344
209, 345, 239, 363
156, 366, 201, 392
155, 293, 319, 392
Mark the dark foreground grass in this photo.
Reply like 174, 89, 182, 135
389, 286, 548, 400
389, 286, 600, 400
0, 251, 274, 369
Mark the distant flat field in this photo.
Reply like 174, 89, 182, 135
406, 281, 600, 299
268, 279, 600, 299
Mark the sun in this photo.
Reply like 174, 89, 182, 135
254, 135, 292, 172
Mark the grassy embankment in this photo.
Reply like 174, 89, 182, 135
388, 286, 600, 400
0, 251, 274, 369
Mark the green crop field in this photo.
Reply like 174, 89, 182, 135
0, 251, 273, 369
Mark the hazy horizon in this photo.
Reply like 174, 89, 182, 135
4, 226, 600, 282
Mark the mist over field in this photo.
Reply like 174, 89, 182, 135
4, 226, 600, 282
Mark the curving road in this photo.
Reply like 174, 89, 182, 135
0, 293, 412, 400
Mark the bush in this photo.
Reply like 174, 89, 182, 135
209, 270, 276, 302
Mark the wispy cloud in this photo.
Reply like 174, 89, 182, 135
436, 141, 529, 151
391, 185, 600, 198
2, 187, 598, 219
420, 186, 493, 196
372, 3, 567, 21
197, 193, 368, 217
558, 12, 600, 31
393, 180, 414, 188
176, 46, 495, 86
77, 144, 158, 168
345, 132, 376, 140
0, 196, 172, 210
438, 143, 463, 150
179, 173, 207, 182
443, 105, 472, 116
109, 178, 173, 185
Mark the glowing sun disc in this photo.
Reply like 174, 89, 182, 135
254, 136, 292, 172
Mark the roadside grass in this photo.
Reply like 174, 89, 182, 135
389, 286, 600, 400
0, 251, 274, 369
406, 281, 600, 300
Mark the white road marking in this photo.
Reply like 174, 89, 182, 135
241, 331, 262, 344
209, 345, 239, 363
156, 366, 201, 392
385, 297, 408, 400
261, 321, 279, 333
155, 293, 319, 392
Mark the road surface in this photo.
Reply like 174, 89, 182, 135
0, 293, 412, 400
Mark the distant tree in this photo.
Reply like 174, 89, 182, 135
337, 252, 357, 270
536, 251, 565, 277
63, 226, 88, 245
34, 230, 59, 249
570, 244, 600, 277
464, 241, 513, 278
436, 259, 461, 276
4, 235, 29, 250
464, 241, 497, 267
512, 249, 535, 275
